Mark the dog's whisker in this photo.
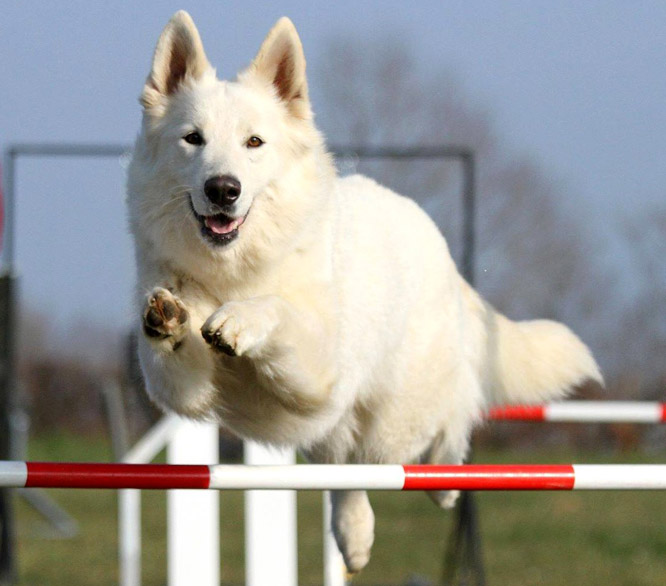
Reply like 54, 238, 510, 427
151, 190, 192, 214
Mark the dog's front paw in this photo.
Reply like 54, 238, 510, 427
143, 287, 189, 343
201, 298, 279, 357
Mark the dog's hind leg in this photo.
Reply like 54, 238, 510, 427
423, 362, 482, 508
330, 489, 375, 575
422, 428, 471, 509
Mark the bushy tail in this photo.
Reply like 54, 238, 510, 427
486, 312, 603, 405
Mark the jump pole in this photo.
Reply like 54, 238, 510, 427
488, 401, 666, 423
3, 462, 666, 490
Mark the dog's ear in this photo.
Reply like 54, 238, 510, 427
245, 18, 310, 118
141, 11, 211, 111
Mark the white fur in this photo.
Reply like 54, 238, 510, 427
127, 12, 602, 573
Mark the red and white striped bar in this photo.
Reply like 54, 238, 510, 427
3, 461, 666, 490
487, 401, 666, 423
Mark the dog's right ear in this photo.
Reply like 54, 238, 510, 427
140, 11, 211, 112
243, 18, 311, 119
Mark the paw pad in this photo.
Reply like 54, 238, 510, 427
143, 289, 188, 339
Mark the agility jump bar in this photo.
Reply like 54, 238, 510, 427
2, 462, 666, 491
487, 401, 666, 423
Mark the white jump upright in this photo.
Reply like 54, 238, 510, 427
119, 488, 141, 586
119, 414, 183, 586
244, 441, 297, 586
323, 492, 346, 586
167, 419, 219, 586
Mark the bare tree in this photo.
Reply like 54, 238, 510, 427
315, 37, 604, 340
611, 207, 666, 392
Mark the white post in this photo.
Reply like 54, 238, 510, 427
119, 489, 141, 586
167, 419, 219, 586
120, 415, 183, 586
244, 441, 297, 586
323, 492, 346, 586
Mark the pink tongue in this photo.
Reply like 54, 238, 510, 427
205, 215, 243, 235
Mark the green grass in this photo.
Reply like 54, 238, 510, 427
14, 435, 666, 585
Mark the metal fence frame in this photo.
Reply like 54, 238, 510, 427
0, 142, 476, 585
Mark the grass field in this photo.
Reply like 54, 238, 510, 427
13, 433, 666, 585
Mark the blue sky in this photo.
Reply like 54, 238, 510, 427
1, 1, 665, 347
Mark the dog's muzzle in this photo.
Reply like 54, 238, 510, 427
189, 196, 248, 247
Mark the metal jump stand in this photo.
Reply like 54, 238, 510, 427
0, 145, 128, 584
0, 143, 478, 585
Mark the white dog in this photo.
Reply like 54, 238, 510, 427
127, 11, 602, 573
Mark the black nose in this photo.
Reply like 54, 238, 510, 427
204, 175, 241, 206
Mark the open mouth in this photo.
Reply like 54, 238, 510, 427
189, 198, 248, 246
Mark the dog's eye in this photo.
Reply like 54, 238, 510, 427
246, 136, 264, 148
183, 131, 204, 146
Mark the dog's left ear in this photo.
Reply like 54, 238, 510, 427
245, 18, 310, 118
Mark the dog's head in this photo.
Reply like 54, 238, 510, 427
129, 12, 328, 269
